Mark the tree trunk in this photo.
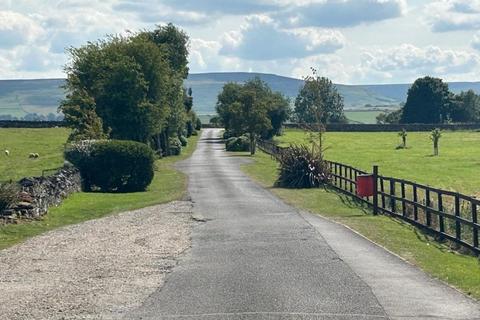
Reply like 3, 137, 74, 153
160, 131, 169, 157
250, 133, 256, 155
155, 134, 163, 158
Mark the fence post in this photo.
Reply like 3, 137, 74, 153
472, 203, 478, 250
373, 165, 379, 216
455, 194, 461, 241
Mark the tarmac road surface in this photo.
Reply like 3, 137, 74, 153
129, 128, 480, 320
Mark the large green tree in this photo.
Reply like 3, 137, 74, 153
450, 90, 480, 123
401, 76, 451, 124
140, 23, 190, 79
216, 78, 289, 154
139, 24, 191, 154
61, 24, 196, 155
62, 36, 170, 143
294, 71, 346, 124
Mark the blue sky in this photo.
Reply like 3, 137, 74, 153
1, 0, 480, 84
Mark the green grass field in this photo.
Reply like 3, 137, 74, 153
0, 128, 70, 181
241, 151, 480, 300
344, 110, 382, 124
276, 129, 480, 196
0, 131, 199, 250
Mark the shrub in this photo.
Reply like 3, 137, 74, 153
191, 130, 198, 136
223, 130, 236, 140
276, 145, 331, 188
179, 135, 188, 147
66, 140, 155, 192
431, 128, 442, 156
169, 137, 182, 156
195, 117, 202, 131
0, 182, 19, 212
226, 135, 250, 152
65, 139, 99, 167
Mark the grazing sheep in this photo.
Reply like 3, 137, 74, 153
4, 150, 9, 156
34, 153, 39, 158
29, 153, 36, 159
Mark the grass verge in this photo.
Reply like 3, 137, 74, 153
0, 134, 199, 250
242, 151, 480, 300
277, 129, 480, 196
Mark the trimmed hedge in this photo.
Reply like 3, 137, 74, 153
65, 140, 155, 193
226, 135, 250, 152
179, 135, 188, 147
169, 137, 182, 156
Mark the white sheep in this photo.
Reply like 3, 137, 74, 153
4, 150, 9, 156
29, 153, 36, 159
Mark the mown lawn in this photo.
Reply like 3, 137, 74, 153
0, 134, 199, 250
0, 128, 70, 181
277, 129, 480, 196
242, 151, 480, 300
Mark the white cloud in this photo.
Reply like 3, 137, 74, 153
426, 0, 480, 32
42, 10, 131, 54
472, 32, 480, 51
219, 15, 345, 60
276, 0, 406, 28
162, 0, 281, 15
189, 38, 224, 70
0, 1, 135, 78
0, 11, 44, 48
291, 55, 353, 83
113, 1, 210, 25
356, 44, 480, 82
0, 0, 478, 84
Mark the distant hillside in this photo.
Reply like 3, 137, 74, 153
0, 79, 65, 118
185, 72, 402, 113
1, 73, 480, 118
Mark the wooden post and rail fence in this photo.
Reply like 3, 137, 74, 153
257, 139, 480, 255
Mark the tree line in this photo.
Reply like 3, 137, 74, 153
214, 69, 347, 154
377, 76, 480, 124
0, 113, 64, 122
60, 24, 200, 156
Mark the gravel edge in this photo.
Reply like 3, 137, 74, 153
0, 200, 194, 320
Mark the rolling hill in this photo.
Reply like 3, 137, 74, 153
1, 72, 480, 119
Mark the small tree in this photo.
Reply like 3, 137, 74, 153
215, 78, 289, 155
398, 128, 407, 149
60, 89, 109, 142
302, 107, 327, 159
430, 128, 442, 156
294, 68, 346, 124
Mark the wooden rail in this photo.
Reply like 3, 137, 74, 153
257, 139, 480, 255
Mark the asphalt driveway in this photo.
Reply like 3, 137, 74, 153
129, 129, 480, 320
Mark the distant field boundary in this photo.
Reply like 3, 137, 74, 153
0, 121, 67, 128
3, 121, 479, 132
257, 139, 480, 256
285, 123, 480, 132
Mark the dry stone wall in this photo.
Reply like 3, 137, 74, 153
1, 166, 81, 222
